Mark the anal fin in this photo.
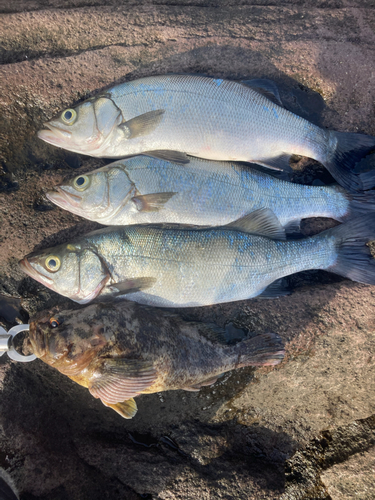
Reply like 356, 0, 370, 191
284, 219, 301, 236
183, 375, 220, 391
256, 278, 290, 299
254, 153, 293, 172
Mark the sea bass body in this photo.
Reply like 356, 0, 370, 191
29, 302, 284, 418
19, 214, 375, 307
38, 75, 375, 192
47, 156, 375, 228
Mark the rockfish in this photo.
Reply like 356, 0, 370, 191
47, 156, 375, 230
28, 301, 285, 418
38, 75, 375, 192
19, 212, 375, 307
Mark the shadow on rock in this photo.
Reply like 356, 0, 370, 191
0, 357, 297, 499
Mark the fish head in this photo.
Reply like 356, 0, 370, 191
37, 96, 123, 155
29, 305, 108, 376
46, 163, 136, 222
19, 242, 110, 304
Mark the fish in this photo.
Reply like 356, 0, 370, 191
28, 301, 285, 419
37, 75, 375, 192
19, 211, 375, 308
47, 155, 375, 231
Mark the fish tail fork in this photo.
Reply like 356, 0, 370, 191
324, 130, 375, 192
235, 333, 285, 368
325, 213, 375, 283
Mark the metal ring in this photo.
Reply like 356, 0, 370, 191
7, 324, 36, 362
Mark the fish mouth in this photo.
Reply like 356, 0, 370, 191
46, 187, 83, 210
28, 319, 47, 358
37, 122, 72, 146
19, 257, 54, 288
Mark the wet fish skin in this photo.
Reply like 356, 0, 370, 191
28, 301, 285, 418
46, 155, 375, 229
37, 75, 375, 192
19, 214, 375, 307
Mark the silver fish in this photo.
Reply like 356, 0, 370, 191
38, 75, 375, 192
47, 156, 375, 230
19, 212, 375, 307
28, 301, 285, 419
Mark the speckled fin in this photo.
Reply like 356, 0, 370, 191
108, 277, 157, 295
257, 278, 290, 298
118, 109, 165, 139
254, 153, 293, 172
225, 208, 286, 240
132, 192, 177, 212
89, 358, 157, 405
143, 150, 190, 164
103, 398, 138, 419
241, 78, 283, 107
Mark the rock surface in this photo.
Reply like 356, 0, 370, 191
0, 1, 375, 499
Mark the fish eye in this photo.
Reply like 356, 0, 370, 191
61, 108, 77, 125
73, 175, 90, 191
45, 255, 61, 272
49, 317, 62, 328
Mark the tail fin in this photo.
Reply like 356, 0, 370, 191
325, 131, 375, 192
326, 214, 375, 283
235, 333, 285, 368
345, 189, 375, 220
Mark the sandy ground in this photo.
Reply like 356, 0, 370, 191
0, 1, 375, 499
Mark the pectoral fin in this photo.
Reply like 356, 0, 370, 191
108, 277, 157, 295
254, 154, 293, 172
241, 78, 283, 107
89, 359, 157, 404
143, 150, 190, 164
119, 110, 165, 139
132, 192, 177, 212
225, 208, 286, 240
103, 398, 138, 419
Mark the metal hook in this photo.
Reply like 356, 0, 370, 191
0, 324, 36, 363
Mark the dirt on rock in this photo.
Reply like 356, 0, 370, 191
0, 1, 375, 499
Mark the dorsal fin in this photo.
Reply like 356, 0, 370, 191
241, 78, 283, 107
224, 208, 286, 240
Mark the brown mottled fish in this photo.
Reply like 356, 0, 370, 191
28, 301, 285, 419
